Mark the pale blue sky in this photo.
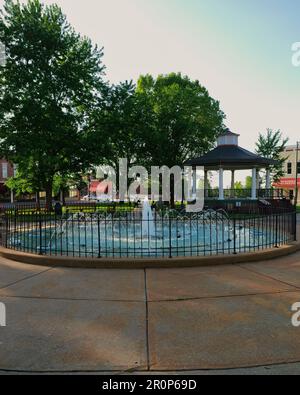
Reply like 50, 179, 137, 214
1, 0, 300, 172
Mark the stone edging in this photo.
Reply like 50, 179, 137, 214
0, 242, 300, 269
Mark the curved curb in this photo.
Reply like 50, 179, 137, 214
1, 242, 300, 269
1, 360, 300, 374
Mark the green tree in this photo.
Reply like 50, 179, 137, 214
6, 159, 45, 204
245, 176, 252, 190
234, 181, 244, 190
136, 73, 225, 205
256, 129, 289, 183
233, 181, 246, 198
52, 173, 71, 205
136, 73, 225, 166
6, 172, 35, 197
91, 80, 153, 201
92, 81, 145, 169
0, 0, 104, 210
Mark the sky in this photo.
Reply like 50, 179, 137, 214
1, 0, 300, 184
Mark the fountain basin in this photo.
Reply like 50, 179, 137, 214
5, 209, 295, 259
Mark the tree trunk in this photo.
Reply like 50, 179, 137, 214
60, 189, 66, 206
35, 192, 40, 210
45, 180, 53, 212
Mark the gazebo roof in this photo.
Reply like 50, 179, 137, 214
218, 129, 240, 138
185, 130, 278, 170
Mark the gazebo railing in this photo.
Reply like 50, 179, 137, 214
205, 189, 285, 200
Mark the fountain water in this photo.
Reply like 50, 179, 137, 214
142, 198, 156, 238
12, 205, 279, 259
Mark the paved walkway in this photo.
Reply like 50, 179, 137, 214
1, 243, 300, 374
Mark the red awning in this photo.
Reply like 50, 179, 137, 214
89, 181, 111, 194
273, 178, 300, 189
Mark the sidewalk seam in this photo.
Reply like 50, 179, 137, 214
147, 289, 299, 303
236, 263, 300, 291
0, 267, 54, 291
144, 269, 150, 371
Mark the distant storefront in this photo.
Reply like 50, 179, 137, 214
274, 145, 300, 203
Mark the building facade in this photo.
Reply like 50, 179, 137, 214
0, 159, 14, 199
274, 145, 300, 203
0, 159, 14, 184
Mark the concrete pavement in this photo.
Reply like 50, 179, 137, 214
1, 250, 300, 374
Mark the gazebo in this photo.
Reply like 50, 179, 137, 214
186, 129, 277, 200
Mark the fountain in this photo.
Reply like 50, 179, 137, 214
9, 205, 285, 259
142, 198, 156, 238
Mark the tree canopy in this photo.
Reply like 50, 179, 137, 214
0, 0, 105, 208
256, 129, 289, 183
135, 73, 225, 169
0, 1, 227, 208
91, 80, 147, 169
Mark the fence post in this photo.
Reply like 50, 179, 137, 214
169, 216, 172, 259
97, 212, 101, 258
5, 215, 8, 249
233, 217, 237, 255
12, 208, 17, 251
275, 214, 279, 248
294, 211, 297, 242
39, 211, 43, 255
14, 208, 17, 234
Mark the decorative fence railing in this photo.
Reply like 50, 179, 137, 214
0, 209, 297, 259
205, 188, 285, 199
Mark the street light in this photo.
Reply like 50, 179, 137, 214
295, 141, 300, 208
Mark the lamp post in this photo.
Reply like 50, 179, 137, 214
295, 141, 300, 208
88, 174, 92, 201
181, 169, 185, 208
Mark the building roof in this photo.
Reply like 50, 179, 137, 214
284, 145, 298, 151
219, 129, 240, 138
185, 145, 277, 170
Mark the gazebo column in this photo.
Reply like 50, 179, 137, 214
256, 169, 260, 199
266, 168, 271, 189
192, 167, 197, 198
251, 168, 257, 200
257, 169, 260, 190
186, 168, 192, 200
219, 168, 224, 200
204, 170, 209, 198
231, 170, 235, 198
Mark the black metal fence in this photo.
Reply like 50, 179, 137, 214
0, 208, 297, 259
